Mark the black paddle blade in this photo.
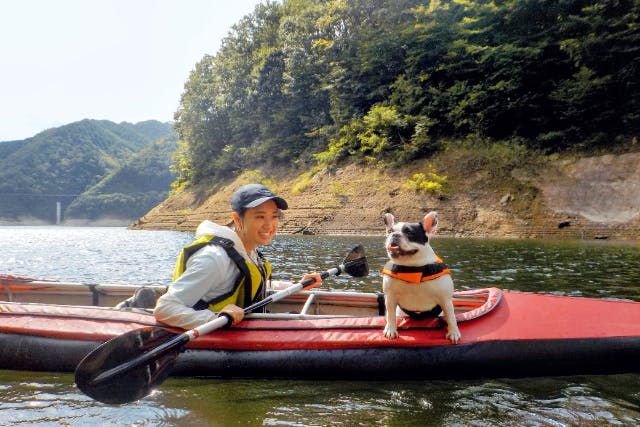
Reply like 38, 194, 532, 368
75, 327, 181, 404
343, 245, 368, 278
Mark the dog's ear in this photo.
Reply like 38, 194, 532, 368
423, 211, 438, 236
384, 213, 396, 231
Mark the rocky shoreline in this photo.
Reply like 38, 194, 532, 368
131, 152, 640, 241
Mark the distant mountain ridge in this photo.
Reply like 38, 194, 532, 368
0, 119, 176, 224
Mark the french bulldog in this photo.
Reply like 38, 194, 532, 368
381, 212, 461, 343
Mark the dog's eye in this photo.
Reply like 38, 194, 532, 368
403, 224, 428, 245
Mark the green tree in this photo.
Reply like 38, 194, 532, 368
173, 0, 640, 183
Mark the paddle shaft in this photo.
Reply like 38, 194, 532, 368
193, 269, 334, 336
90, 268, 337, 385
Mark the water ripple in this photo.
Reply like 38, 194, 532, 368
1, 227, 639, 426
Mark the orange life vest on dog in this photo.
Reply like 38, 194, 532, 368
381, 255, 451, 284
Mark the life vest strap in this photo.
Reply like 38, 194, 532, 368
181, 235, 266, 311
381, 259, 451, 284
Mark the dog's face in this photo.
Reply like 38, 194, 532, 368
384, 212, 438, 261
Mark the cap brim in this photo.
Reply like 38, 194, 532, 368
244, 196, 288, 210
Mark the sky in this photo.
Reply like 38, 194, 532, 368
0, 0, 264, 142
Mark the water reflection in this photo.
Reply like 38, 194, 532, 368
147, 376, 640, 426
0, 228, 639, 426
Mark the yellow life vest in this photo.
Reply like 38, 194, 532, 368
172, 234, 271, 312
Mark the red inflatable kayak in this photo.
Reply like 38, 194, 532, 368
1, 276, 639, 379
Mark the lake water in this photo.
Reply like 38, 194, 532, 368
1, 226, 639, 426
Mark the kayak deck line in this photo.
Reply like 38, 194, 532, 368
0, 301, 159, 325
0, 288, 502, 341
0, 274, 501, 321
0, 274, 167, 307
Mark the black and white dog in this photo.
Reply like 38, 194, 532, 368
381, 212, 461, 343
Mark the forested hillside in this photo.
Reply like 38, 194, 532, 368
65, 135, 178, 220
0, 120, 175, 223
173, 0, 639, 187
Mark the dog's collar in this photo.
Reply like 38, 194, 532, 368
381, 257, 450, 284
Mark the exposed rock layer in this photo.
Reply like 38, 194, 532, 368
131, 153, 640, 241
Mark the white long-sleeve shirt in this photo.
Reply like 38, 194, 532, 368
153, 220, 263, 329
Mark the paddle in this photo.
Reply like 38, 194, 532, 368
74, 245, 368, 404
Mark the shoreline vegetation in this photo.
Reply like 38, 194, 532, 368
151, 1, 639, 241
130, 147, 640, 241
3, 1, 639, 239
4, 145, 638, 242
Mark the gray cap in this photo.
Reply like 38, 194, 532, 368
231, 183, 288, 212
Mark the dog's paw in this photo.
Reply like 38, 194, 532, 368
446, 327, 461, 343
383, 324, 399, 339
